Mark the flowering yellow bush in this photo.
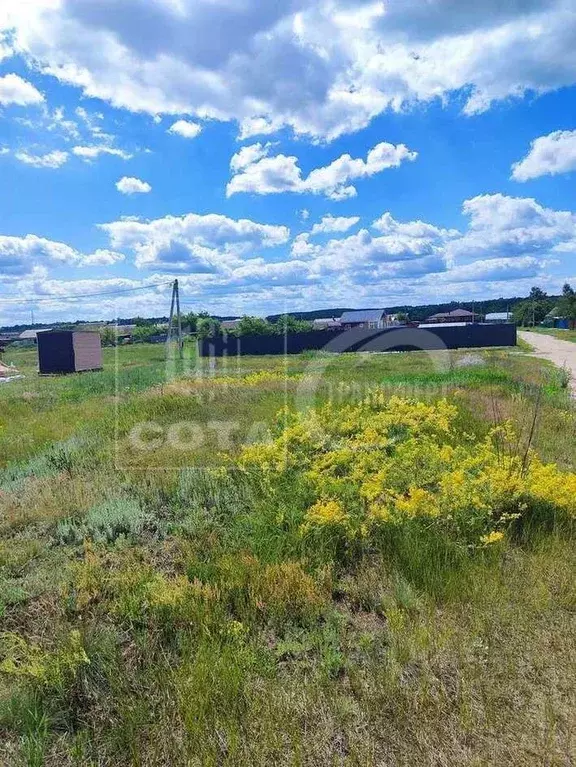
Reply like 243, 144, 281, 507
239, 395, 576, 547
301, 499, 351, 534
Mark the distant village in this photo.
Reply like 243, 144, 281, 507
1, 284, 574, 355
0, 306, 516, 351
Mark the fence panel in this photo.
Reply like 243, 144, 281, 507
199, 323, 517, 357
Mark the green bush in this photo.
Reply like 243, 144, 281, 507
56, 498, 153, 545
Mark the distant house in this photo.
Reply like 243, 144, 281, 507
113, 324, 137, 343
485, 312, 514, 324
0, 332, 19, 353
542, 307, 574, 330
16, 328, 53, 345
312, 317, 342, 330
424, 309, 478, 324
221, 319, 242, 332
340, 309, 388, 329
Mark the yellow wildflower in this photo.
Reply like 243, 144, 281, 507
304, 499, 348, 527
394, 487, 440, 518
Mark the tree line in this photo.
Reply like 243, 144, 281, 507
513, 284, 576, 327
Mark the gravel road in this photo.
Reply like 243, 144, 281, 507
519, 331, 576, 396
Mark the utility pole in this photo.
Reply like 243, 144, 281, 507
166, 279, 183, 360
175, 279, 183, 359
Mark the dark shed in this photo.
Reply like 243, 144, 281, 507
37, 331, 103, 374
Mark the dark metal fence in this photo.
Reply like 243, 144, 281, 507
199, 323, 517, 357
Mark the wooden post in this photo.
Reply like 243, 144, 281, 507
166, 279, 184, 360
175, 278, 183, 360
166, 280, 176, 348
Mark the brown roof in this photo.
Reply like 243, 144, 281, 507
427, 309, 476, 320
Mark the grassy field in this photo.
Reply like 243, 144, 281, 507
0, 341, 574, 766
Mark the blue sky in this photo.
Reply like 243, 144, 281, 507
0, 0, 575, 325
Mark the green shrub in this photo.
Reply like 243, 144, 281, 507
56, 497, 152, 545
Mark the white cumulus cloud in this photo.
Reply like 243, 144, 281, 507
14, 149, 69, 169
73, 145, 133, 161
81, 249, 125, 266
4, 1, 574, 141
168, 119, 202, 139
230, 143, 273, 173
0, 233, 124, 277
100, 211, 290, 272
227, 142, 417, 199
437, 256, 545, 283
116, 176, 152, 195
0, 73, 44, 106
450, 193, 576, 260
311, 215, 360, 235
511, 129, 576, 181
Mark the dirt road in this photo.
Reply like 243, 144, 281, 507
519, 331, 576, 396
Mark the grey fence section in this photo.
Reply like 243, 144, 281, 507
199, 323, 517, 357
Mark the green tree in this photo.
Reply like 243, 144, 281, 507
196, 317, 222, 338
100, 326, 117, 346
185, 311, 210, 333
235, 316, 274, 336
272, 314, 314, 334
529, 286, 547, 301
132, 324, 163, 342
184, 312, 198, 333
513, 287, 554, 326
558, 283, 576, 323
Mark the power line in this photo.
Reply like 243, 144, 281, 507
0, 280, 174, 305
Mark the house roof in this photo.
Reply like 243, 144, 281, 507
544, 306, 564, 319
426, 309, 475, 321
340, 309, 386, 323
18, 328, 52, 340
313, 317, 341, 327
485, 312, 513, 321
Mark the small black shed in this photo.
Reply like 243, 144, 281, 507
37, 331, 103, 375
